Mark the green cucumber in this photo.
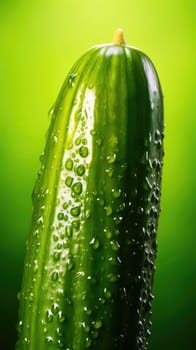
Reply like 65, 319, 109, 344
16, 29, 164, 350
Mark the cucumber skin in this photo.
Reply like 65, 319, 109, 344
16, 44, 164, 350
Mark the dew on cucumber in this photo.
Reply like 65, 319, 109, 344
57, 310, 66, 323
105, 205, 112, 216
70, 206, 81, 217
46, 309, 54, 323
85, 336, 92, 348
79, 146, 89, 157
51, 270, 59, 281
65, 158, 73, 170
96, 137, 103, 146
45, 336, 53, 344
94, 320, 102, 329
112, 188, 121, 198
105, 167, 113, 177
110, 240, 120, 251
72, 182, 83, 195
106, 152, 116, 164
89, 237, 100, 250
83, 306, 92, 316
77, 164, 85, 176
57, 338, 65, 348
65, 176, 74, 187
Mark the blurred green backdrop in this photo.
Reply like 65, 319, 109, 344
0, 0, 195, 349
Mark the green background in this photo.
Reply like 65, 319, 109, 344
0, 0, 195, 349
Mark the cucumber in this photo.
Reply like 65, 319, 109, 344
16, 29, 164, 350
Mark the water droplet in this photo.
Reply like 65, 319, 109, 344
104, 228, 113, 239
107, 153, 116, 164
37, 216, 44, 225
53, 134, 58, 143
56, 327, 63, 337
105, 168, 113, 177
94, 320, 102, 329
105, 206, 112, 216
81, 322, 90, 333
57, 310, 66, 323
81, 290, 87, 300
33, 259, 38, 273
83, 306, 92, 315
51, 302, 59, 314
65, 158, 73, 171
65, 176, 73, 187
45, 336, 53, 344
110, 240, 120, 251
53, 233, 59, 242
90, 129, 96, 136
53, 251, 61, 261
28, 292, 34, 302
57, 339, 65, 348
51, 270, 59, 281
72, 182, 83, 195
72, 220, 80, 230
63, 202, 69, 210
155, 129, 161, 140
70, 206, 81, 217
91, 330, 99, 339
112, 188, 121, 198
17, 320, 23, 333
104, 288, 112, 299
75, 136, 81, 145
57, 242, 63, 249
85, 209, 91, 219
107, 273, 119, 283
46, 309, 53, 322
82, 138, 88, 145
77, 164, 85, 176
65, 225, 73, 237
68, 73, 77, 87
96, 137, 103, 146
57, 212, 64, 220
85, 336, 92, 348
89, 237, 100, 250
79, 146, 89, 158
23, 337, 30, 345
66, 257, 74, 271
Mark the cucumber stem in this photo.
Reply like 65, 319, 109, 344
113, 28, 126, 45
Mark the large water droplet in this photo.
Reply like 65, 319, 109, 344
94, 320, 102, 329
65, 158, 73, 171
72, 182, 83, 195
105, 206, 112, 216
51, 302, 59, 314
107, 153, 116, 164
51, 270, 59, 281
57, 310, 66, 323
57, 212, 64, 221
79, 146, 88, 158
112, 188, 121, 198
89, 237, 100, 250
46, 309, 54, 322
45, 336, 53, 344
83, 306, 92, 316
65, 225, 73, 237
85, 336, 92, 348
77, 164, 85, 176
65, 176, 73, 187
70, 206, 81, 217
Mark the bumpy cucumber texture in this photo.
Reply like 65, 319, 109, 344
16, 29, 164, 350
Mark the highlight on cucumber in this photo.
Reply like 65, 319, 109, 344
16, 29, 164, 350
